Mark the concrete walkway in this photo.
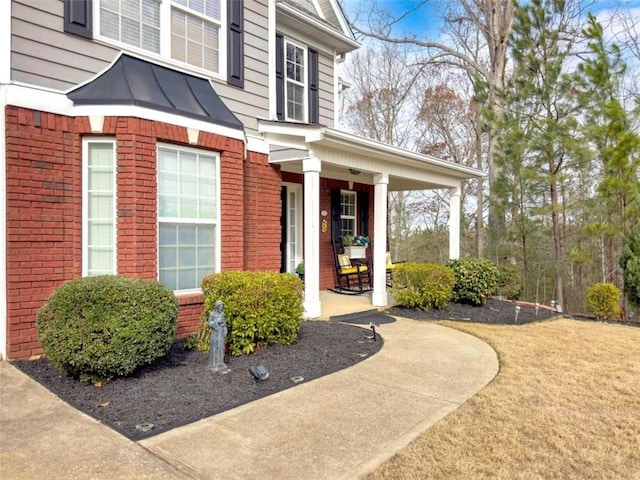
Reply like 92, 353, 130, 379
0, 318, 498, 480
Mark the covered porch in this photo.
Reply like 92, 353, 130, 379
317, 290, 394, 319
259, 120, 483, 318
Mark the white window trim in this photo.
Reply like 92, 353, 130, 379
157, 142, 221, 295
93, 0, 227, 81
340, 189, 357, 237
82, 138, 117, 277
283, 182, 303, 274
284, 38, 308, 123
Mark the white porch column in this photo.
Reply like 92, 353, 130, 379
449, 184, 462, 260
303, 156, 321, 318
372, 173, 389, 307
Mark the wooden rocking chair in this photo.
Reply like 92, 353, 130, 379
331, 237, 372, 294
385, 251, 405, 287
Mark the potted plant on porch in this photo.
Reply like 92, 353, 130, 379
295, 262, 305, 283
342, 235, 369, 259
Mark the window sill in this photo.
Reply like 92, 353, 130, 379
175, 291, 205, 306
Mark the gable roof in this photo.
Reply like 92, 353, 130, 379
277, 0, 359, 54
67, 54, 243, 131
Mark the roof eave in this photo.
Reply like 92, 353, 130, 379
321, 128, 485, 180
277, 2, 360, 54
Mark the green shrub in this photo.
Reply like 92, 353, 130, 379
496, 265, 523, 300
390, 262, 455, 310
36, 275, 178, 383
619, 229, 640, 309
586, 283, 621, 320
447, 257, 500, 306
191, 271, 304, 356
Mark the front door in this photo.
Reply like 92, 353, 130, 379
281, 183, 303, 274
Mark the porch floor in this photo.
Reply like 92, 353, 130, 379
316, 290, 395, 320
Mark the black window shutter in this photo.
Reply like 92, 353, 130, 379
64, 0, 93, 39
275, 33, 285, 121
331, 189, 341, 242
308, 48, 319, 124
358, 191, 369, 237
227, 0, 244, 88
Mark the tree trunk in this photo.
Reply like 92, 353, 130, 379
474, 104, 485, 258
550, 172, 565, 308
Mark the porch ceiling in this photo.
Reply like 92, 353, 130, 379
258, 120, 484, 191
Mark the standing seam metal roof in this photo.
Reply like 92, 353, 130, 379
67, 54, 244, 131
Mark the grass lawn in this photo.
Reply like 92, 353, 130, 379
367, 318, 640, 479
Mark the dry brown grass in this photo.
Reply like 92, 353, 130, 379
367, 318, 640, 480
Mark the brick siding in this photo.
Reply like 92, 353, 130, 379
319, 179, 375, 290
4, 106, 277, 359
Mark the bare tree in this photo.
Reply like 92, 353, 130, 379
345, 0, 516, 260
340, 43, 429, 258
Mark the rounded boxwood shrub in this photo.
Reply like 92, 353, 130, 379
586, 283, 621, 320
391, 262, 454, 310
36, 275, 178, 383
192, 271, 304, 356
447, 257, 500, 306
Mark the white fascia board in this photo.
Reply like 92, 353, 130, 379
257, 120, 483, 181
246, 134, 271, 154
6, 84, 246, 142
323, 128, 485, 179
277, 2, 360, 53
262, 133, 311, 151
326, 0, 355, 41
258, 119, 326, 142
269, 147, 310, 163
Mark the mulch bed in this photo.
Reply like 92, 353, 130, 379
12, 321, 382, 441
389, 298, 557, 324
13, 298, 637, 442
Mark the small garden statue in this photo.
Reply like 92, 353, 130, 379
208, 300, 230, 374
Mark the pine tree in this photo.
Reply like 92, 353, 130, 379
494, 0, 584, 307
575, 14, 640, 288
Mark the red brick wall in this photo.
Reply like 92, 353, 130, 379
244, 151, 282, 271
4, 106, 272, 359
318, 179, 375, 290
5, 108, 82, 358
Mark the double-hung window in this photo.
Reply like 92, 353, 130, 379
158, 145, 218, 292
83, 139, 117, 277
171, 0, 221, 72
340, 190, 357, 238
97, 0, 223, 74
285, 39, 307, 122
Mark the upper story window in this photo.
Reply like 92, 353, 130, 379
99, 0, 161, 53
285, 40, 306, 122
97, 0, 223, 75
171, 0, 221, 72
276, 33, 319, 124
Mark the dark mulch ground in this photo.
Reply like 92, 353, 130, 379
13, 299, 636, 443
389, 298, 557, 325
12, 321, 382, 441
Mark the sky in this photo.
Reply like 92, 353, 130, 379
341, 0, 640, 38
